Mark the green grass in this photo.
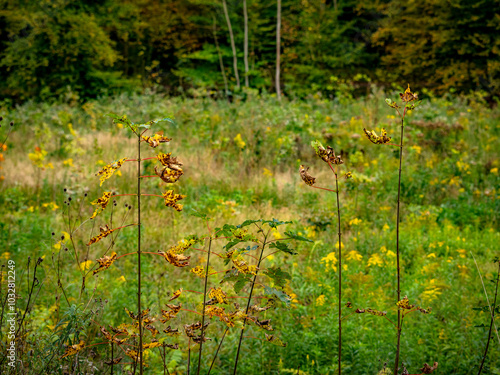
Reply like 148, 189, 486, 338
0, 90, 499, 374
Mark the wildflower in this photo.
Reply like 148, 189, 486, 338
233, 257, 258, 275
159, 250, 190, 267
367, 253, 383, 267
400, 84, 418, 102
90, 192, 112, 219
311, 141, 344, 164
234, 133, 246, 149
63, 158, 74, 167
346, 250, 363, 261
299, 165, 316, 186
163, 326, 180, 336
349, 218, 362, 226
61, 340, 85, 358
316, 295, 326, 306
95, 158, 127, 186
190, 265, 205, 277
80, 260, 93, 271
142, 133, 171, 148
263, 168, 273, 177
93, 252, 117, 275
421, 362, 439, 374
363, 128, 391, 145
396, 296, 414, 310
344, 171, 353, 179
87, 225, 116, 246
162, 190, 186, 211
209, 288, 228, 304
155, 153, 183, 183
160, 304, 182, 323
265, 334, 287, 347
143, 341, 162, 349
168, 288, 183, 301
321, 252, 338, 272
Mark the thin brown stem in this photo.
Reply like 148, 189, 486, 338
335, 172, 342, 374
310, 185, 338, 193
478, 261, 500, 375
207, 328, 228, 375
393, 113, 405, 375
197, 237, 212, 375
233, 231, 270, 375
137, 134, 143, 375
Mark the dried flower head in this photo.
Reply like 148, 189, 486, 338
363, 128, 392, 145
87, 225, 116, 246
299, 165, 316, 186
420, 362, 438, 374
396, 296, 415, 310
344, 172, 353, 179
209, 287, 228, 304
159, 250, 190, 267
162, 190, 186, 211
168, 288, 183, 302
96, 158, 127, 186
61, 340, 85, 358
311, 141, 344, 165
93, 252, 117, 275
142, 133, 171, 148
265, 334, 287, 347
155, 166, 183, 184
400, 84, 418, 103
90, 192, 112, 219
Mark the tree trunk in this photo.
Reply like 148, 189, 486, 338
213, 16, 229, 97
222, 0, 240, 90
243, 0, 249, 87
276, 0, 282, 100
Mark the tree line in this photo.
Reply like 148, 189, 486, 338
0, 0, 499, 102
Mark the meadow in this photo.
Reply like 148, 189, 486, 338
0, 88, 499, 374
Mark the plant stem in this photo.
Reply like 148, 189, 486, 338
393, 114, 405, 375
478, 261, 500, 375
137, 134, 143, 375
335, 172, 342, 374
197, 237, 212, 375
233, 231, 269, 375
207, 328, 228, 375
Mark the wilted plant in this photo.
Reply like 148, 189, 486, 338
363, 85, 434, 374
299, 141, 352, 374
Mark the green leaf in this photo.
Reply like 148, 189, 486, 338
264, 286, 291, 307
238, 219, 261, 228
284, 231, 313, 242
269, 241, 297, 255
264, 267, 291, 288
187, 208, 208, 220
263, 218, 292, 229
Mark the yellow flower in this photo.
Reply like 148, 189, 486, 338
427, 253, 436, 258
386, 250, 396, 257
491, 167, 498, 174
263, 168, 273, 177
367, 253, 384, 267
346, 250, 363, 261
80, 260, 93, 271
321, 252, 338, 272
349, 218, 362, 226
315, 295, 326, 306
63, 158, 74, 167
382, 223, 390, 232
234, 133, 246, 150
411, 145, 422, 154
117, 275, 126, 282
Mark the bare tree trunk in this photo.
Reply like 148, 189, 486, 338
222, 0, 240, 90
243, 0, 249, 87
276, 0, 282, 100
213, 16, 229, 97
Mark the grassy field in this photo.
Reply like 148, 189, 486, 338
0, 89, 499, 374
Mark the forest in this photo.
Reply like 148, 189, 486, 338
0, 1, 499, 375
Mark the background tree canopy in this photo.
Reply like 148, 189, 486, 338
0, 0, 499, 102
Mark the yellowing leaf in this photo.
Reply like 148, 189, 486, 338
95, 158, 127, 186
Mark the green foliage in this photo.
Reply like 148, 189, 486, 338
1, 0, 499, 101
